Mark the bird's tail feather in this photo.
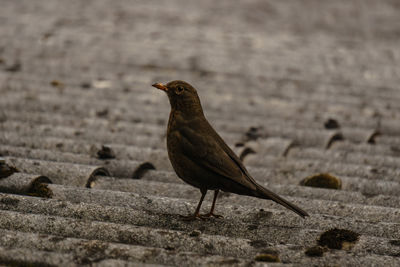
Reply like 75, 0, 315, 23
255, 184, 309, 218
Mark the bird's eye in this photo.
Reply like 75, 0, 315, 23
175, 86, 184, 95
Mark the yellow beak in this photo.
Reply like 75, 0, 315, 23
152, 83, 168, 92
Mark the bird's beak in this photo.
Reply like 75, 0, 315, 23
152, 83, 168, 92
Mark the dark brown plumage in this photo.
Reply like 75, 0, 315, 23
152, 80, 309, 219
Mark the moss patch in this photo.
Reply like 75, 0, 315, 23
189, 230, 201, 237
254, 253, 280, 262
318, 228, 360, 249
0, 162, 18, 179
96, 145, 116, 159
305, 246, 326, 257
28, 181, 53, 198
239, 147, 256, 161
132, 162, 155, 179
50, 80, 64, 88
324, 118, 340, 129
300, 173, 342, 189
244, 126, 263, 142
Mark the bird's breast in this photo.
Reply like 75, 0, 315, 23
166, 111, 184, 175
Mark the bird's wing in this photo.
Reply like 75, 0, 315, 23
205, 121, 258, 183
179, 124, 257, 191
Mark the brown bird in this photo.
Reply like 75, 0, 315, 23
152, 80, 309, 219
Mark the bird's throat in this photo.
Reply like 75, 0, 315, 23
167, 108, 205, 133
168, 96, 204, 119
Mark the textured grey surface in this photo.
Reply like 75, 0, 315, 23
1, 0, 400, 266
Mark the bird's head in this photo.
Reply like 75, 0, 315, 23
152, 80, 203, 115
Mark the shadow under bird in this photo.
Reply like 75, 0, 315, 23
152, 80, 309, 219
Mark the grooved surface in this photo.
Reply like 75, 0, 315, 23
0, 0, 400, 266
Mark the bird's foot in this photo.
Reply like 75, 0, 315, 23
199, 212, 224, 219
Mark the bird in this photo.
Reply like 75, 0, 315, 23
152, 80, 309, 220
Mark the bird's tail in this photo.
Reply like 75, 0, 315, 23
254, 183, 309, 218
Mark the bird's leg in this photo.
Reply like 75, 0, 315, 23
200, 190, 223, 219
180, 189, 207, 221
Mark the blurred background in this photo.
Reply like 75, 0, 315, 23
1, 0, 399, 127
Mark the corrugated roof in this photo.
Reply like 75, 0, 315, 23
1, 0, 400, 266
